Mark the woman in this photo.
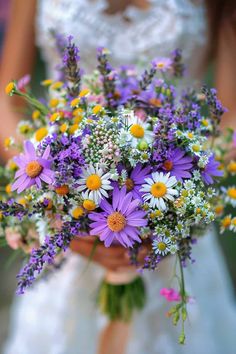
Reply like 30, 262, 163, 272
1, 1, 236, 353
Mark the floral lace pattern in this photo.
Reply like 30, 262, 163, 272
35, 0, 207, 77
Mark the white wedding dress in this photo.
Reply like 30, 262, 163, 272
4, 1, 236, 353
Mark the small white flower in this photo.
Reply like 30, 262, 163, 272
141, 172, 178, 210
153, 237, 171, 256
77, 164, 113, 204
122, 111, 154, 148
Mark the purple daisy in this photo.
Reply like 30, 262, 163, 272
11, 141, 54, 193
162, 148, 193, 180
89, 186, 147, 248
201, 154, 223, 185
124, 164, 151, 199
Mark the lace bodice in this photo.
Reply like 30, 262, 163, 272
36, 0, 208, 78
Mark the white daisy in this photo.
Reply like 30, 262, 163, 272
77, 165, 113, 204
140, 172, 178, 210
153, 237, 172, 256
125, 112, 154, 148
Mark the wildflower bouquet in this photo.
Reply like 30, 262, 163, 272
1, 36, 235, 343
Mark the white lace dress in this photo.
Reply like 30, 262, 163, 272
4, 1, 236, 353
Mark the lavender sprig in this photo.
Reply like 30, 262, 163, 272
97, 47, 116, 107
16, 221, 80, 294
63, 35, 81, 97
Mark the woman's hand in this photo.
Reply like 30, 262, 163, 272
70, 236, 148, 271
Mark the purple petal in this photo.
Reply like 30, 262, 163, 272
24, 141, 36, 159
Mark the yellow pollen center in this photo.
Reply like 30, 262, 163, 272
227, 188, 236, 199
151, 182, 167, 198
125, 178, 134, 191
163, 160, 173, 171
107, 212, 126, 232
222, 216, 231, 228
158, 242, 166, 251
130, 124, 145, 139
25, 161, 43, 178
228, 161, 236, 173
86, 174, 102, 190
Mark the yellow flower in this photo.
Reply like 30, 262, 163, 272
79, 88, 90, 97
227, 161, 236, 174
73, 115, 83, 124
71, 207, 84, 219
187, 132, 194, 139
5, 184, 12, 194
18, 198, 28, 207
83, 199, 96, 211
41, 79, 53, 87
35, 127, 48, 141
8, 160, 18, 171
73, 107, 83, 116
49, 98, 59, 108
51, 81, 63, 90
92, 105, 103, 115
55, 185, 69, 195
221, 216, 231, 229
227, 188, 236, 199
4, 137, 13, 149
5, 82, 15, 95
70, 97, 80, 107
130, 124, 145, 139
0, 212, 3, 221
32, 110, 41, 120
69, 124, 79, 134
19, 124, 32, 135
202, 119, 209, 127
50, 112, 61, 122
215, 205, 224, 216
60, 123, 68, 133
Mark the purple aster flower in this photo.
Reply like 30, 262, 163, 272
11, 141, 54, 193
89, 186, 147, 248
124, 164, 151, 199
201, 154, 223, 185
162, 148, 193, 180
152, 57, 172, 72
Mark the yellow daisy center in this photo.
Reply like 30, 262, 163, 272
130, 124, 145, 139
228, 161, 236, 173
157, 242, 166, 251
25, 161, 43, 178
83, 199, 96, 211
86, 174, 102, 190
221, 216, 231, 228
107, 212, 126, 232
227, 188, 236, 199
55, 185, 69, 195
35, 127, 48, 142
151, 182, 167, 198
163, 160, 173, 171
72, 207, 84, 219
125, 178, 134, 191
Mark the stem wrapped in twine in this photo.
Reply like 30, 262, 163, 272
97, 269, 146, 354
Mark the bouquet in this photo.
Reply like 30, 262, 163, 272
1, 35, 235, 344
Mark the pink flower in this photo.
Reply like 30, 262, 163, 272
5, 228, 22, 250
17, 74, 31, 92
160, 288, 181, 302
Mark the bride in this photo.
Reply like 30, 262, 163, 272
1, 1, 236, 353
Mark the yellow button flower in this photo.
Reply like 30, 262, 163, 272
69, 124, 79, 134
71, 207, 84, 219
60, 123, 68, 133
5, 184, 12, 194
79, 88, 90, 97
49, 98, 59, 108
32, 110, 41, 120
83, 199, 96, 211
70, 97, 80, 107
51, 81, 63, 90
41, 79, 53, 87
5, 82, 15, 95
92, 105, 103, 115
35, 127, 48, 142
